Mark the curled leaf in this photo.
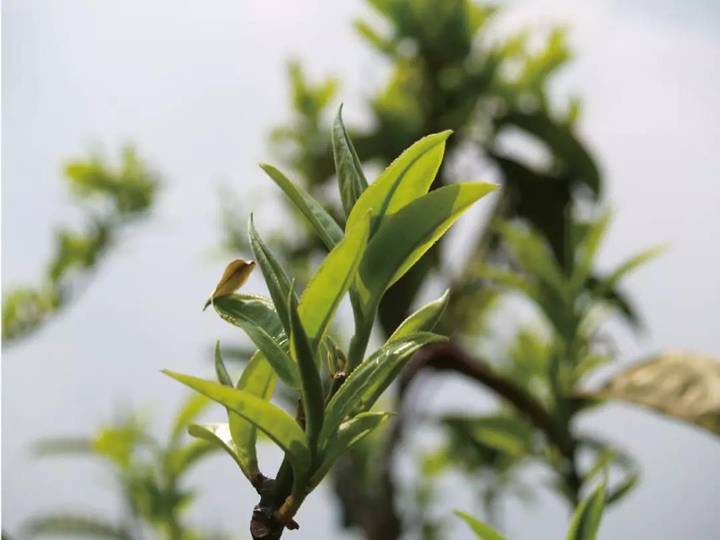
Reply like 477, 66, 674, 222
204, 259, 256, 310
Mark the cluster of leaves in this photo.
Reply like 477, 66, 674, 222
23, 395, 228, 540
165, 110, 496, 538
240, 1, 720, 538
2, 147, 159, 345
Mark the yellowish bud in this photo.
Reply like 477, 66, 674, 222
203, 258, 256, 310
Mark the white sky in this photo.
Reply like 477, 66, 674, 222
2, 1, 720, 538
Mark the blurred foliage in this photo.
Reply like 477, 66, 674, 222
214, 0, 720, 539
21, 395, 229, 540
2, 147, 159, 346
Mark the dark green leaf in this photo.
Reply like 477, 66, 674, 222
320, 333, 445, 448
214, 341, 234, 387
260, 163, 344, 250
333, 104, 368, 217
310, 412, 392, 489
213, 295, 298, 388
289, 288, 325, 452
248, 214, 296, 334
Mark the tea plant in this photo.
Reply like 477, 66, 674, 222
24, 395, 227, 540
164, 111, 497, 539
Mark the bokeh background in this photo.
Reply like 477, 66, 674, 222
3, 0, 720, 538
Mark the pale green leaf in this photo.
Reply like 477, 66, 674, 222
389, 289, 449, 341
260, 163, 344, 249
346, 130, 452, 235
584, 352, 720, 437
188, 423, 247, 474
229, 350, 277, 480
163, 371, 311, 478
357, 183, 497, 311
298, 212, 370, 345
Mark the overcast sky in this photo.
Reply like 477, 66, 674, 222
2, 1, 720, 539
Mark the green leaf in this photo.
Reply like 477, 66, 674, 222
445, 414, 533, 458
605, 245, 667, 289
24, 514, 131, 539
163, 370, 311, 478
566, 480, 606, 540
357, 183, 497, 311
228, 350, 277, 480
260, 163, 344, 249
288, 288, 325, 452
320, 333, 445, 447
298, 212, 371, 345
248, 214, 296, 334
333, 104, 368, 216
170, 392, 210, 444
583, 352, 720, 437
389, 289, 449, 341
453, 510, 507, 540
213, 295, 299, 388
165, 438, 217, 478
214, 341, 234, 387
310, 412, 392, 489
346, 130, 452, 235
188, 423, 246, 473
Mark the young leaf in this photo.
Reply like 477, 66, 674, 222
298, 211, 371, 345
289, 288, 325, 453
582, 352, 720, 437
346, 130, 452, 235
188, 423, 246, 474
310, 412, 393, 489
228, 350, 277, 480
248, 214, 296, 334
566, 480, 607, 540
388, 289, 450, 341
320, 333, 445, 447
203, 258, 256, 310
356, 183, 497, 311
604, 244, 667, 289
259, 163, 344, 250
333, 104, 368, 216
213, 295, 299, 388
214, 341, 234, 387
453, 510, 507, 540
162, 370, 311, 478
